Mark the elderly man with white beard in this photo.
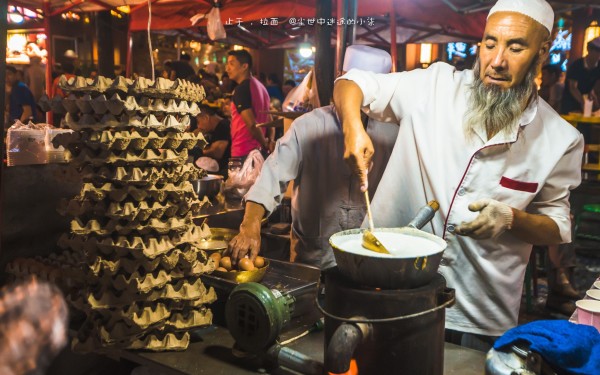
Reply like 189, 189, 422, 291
333, 0, 584, 351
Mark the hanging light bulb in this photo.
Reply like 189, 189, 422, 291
299, 34, 313, 58
8, 7, 25, 24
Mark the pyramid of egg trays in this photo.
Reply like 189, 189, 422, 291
41, 75, 218, 352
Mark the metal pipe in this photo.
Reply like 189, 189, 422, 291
347, 0, 357, 44
390, 0, 397, 72
267, 345, 323, 375
335, 0, 347, 77
126, 19, 133, 78
43, 0, 53, 124
325, 323, 363, 374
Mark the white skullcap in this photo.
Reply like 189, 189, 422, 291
343, 45, 392, 74
589, 37, 600, 50
488, 0, 554, 34
64, 49, 78, 59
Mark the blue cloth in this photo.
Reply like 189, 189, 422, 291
494, 320, 600, 375
9, 81, 37, 122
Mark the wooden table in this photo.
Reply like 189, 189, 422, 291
561, 113, 600, 127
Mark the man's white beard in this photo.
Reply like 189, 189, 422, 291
464, 57, 538, 141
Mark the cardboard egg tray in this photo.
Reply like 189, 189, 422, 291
77, 181, 196, 203
70, 216, 192, 236
87, 243, 206, 277
77, 278, 213, 309
98, 306, 214, 342
56, 130, 206, 152
59, 198, 205, 222
55, 75, 205, 102
52, 74, 214, 352
57, 93, 202, 117
90, 259, 214, 293
80, 164, 205, 186
64, 147, 189, 168
73, 328, 191, 352
58, 225, 205, 259
62, 113, 190, 132
5, 251, 86, 290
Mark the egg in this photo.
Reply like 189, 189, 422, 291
220, 256, 232, 271
215, 267, 228, 272
209, 252, 222, 264
239, 258, 255, 271
253, 256, 265, 268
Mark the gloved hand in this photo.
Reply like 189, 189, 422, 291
455, 198, 514, 239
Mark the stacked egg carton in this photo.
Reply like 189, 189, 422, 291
45, 75, 217, 352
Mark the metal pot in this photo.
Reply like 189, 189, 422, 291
330, 227, 446, 289
192, 174, 223, 199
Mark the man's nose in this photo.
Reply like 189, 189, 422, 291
490, 49, 507, 71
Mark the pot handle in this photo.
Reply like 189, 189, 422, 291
315, 288, 456, 324
406, 200, 439, 229
438, 287, 456, 308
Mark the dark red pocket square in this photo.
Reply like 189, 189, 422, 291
499, 177, 538, 193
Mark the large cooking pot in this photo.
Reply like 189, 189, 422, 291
192, 174, 223, 199
330, 204, 447, 290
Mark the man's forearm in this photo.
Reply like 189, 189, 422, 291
509, 209, 562, 245
241, 201, 266, 231
249, 125, 269, 148
333, 80, 365, 136
20, 106, 32, 122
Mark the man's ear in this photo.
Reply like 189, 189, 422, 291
538, 29, 551, 60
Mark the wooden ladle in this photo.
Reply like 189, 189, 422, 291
362, 191, 390, 254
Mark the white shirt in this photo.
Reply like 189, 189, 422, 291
245, 106, 398, 270
339, 62, 584, 336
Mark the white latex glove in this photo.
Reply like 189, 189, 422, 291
455, 198, 514, 239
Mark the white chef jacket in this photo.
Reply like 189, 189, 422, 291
339, 62, 584, 336
245, 106, 398, 270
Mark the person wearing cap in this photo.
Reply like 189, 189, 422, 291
560, 36, 600, 115
227, 45, 398, 271
334, 0, 583, 350
63, 49, 82, 75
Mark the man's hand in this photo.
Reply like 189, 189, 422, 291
227, 226, 261, 264
344, 124, 374, 192
227, 201, 266, 264
455, 199, 514, 239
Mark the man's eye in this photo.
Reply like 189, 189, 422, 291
485, 44, 495, 50
510, 47, 524, 53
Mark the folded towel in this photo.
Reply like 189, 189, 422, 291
494, 320, 600, 375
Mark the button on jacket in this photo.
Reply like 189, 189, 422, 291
339, 62, 584, 336
245, 106, 397, 270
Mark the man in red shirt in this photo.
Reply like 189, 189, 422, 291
225, 50, 273, 158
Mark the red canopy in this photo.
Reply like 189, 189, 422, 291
129, 0, 486, 40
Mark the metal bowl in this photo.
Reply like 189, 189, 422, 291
197, 227, 239, 252
192, 174, 223, 199
212, 260, 270, 283
330, 227, 446, 289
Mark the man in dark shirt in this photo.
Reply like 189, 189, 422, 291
193, 104, 231, 178
6, 65, 37, 125
560, 37, 600, 114
169, 53, 197, 81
